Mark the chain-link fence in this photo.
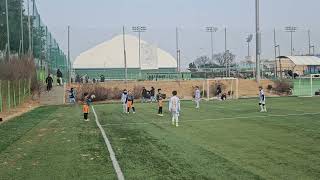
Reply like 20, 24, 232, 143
0, 0, 69, 113
0, 79, 31, 113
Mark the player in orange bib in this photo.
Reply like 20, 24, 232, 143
82, 93, 95, 121
126, 91, 136, 114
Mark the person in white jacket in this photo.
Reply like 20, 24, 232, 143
194, 86, 201, 109
121, 89, 128, 113
169, 90, 181, 127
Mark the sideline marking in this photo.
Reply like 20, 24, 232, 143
101, 112, 320, 126
92, 106, 125, 180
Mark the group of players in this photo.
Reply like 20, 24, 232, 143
120, 88, 182, 126
81, 86, 267, 126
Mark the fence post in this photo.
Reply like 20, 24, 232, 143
18, 80, 21, 105
0, 80, 2, 113
7, 80, 11, 111
28, 77, 31, 96
23, 79, 26, 100
13, 81, 16, 107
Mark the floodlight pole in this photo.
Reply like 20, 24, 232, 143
255, 0, 261, 82
5, 0, 10, 59
123, 26, 128, 83
273, 29, 277, 78
176, 27, 181, 73
224, 28, 227, 77
308, 30, 314, 56
132, 26, 147, 79
247, 41, 250, 57
285, 26, 297, 56
68, 26, 71, 83
205, 26, 218, 63
138, 30, 141, 78
276, 45, 282, 79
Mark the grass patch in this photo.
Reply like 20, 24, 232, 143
95, 97, 320, 179
0, 105, 116, 180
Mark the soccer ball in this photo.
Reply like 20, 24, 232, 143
91, 94, 96, 99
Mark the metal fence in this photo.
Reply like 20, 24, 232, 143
0, 0, 69, 113
0, 79, 31, 113
0, 0, 70, 80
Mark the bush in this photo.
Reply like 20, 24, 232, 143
274, 80, 293, 95
132, 85, 143, 99
76, 85, 130, 101
0, 56, 40, 95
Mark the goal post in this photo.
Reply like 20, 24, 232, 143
206, 78, 239, 100
293, 74, 320, 97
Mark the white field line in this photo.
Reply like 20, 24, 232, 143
92, 106, 125, 180
101, 112, 320, 127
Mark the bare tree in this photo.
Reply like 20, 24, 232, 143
214, 51, 236, 66
194, 56, 210, 68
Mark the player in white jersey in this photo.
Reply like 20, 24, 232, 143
121, 89, 128, 113
169, 91, 181, 127
194, 86, 201, 109
259, 86, 267, 112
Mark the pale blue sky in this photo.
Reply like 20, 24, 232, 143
36, 0, 320, 67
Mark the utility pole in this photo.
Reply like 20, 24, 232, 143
20, 0, 24, 55
68, 26, 71, 83
132, 26, 147, 79
308, 30, 311, 55
32, 0, 35, 55
276, 45, 282, 79
285, 26, 297, 56
123, 26, 128, 83
273, 29, 277, 78
255, 0, 261, 82
27, 0, 32, 57
224, 28, 230, 77
176, 27, 181, 73
308, 30, 315, 56
5, 0, 10, 59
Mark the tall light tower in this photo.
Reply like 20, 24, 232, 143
285, 26, 297, 56
308, 30, 315, 56
123, 26, 128, 83
205, 26, 218, 62
132, 26, 147, 79
255, 0, 261, 82
246, 34, 253, 57
176, 27, 181, 72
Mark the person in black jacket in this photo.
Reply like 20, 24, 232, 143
141, 87, 148, 103
46, 74, 53, 92
57, 69, 63, 86
150, 87, 155, 102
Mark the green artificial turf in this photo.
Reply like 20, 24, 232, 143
95, 97, 320, 179
0, 97, 320, 180
0, 105, 116, 180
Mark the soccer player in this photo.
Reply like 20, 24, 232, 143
126, 91, 136, 114
82, 93, 95, 121
169, 91, 181, 127
68, 87, 76, 104
259, 86, 267, 112
121, 89, 128, 113
194, 86, 201, 109
156, 89, 164, 116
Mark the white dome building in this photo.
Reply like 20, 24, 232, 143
73, 34, 178, 79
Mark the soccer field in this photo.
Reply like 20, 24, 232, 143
0, 97, 320, 179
